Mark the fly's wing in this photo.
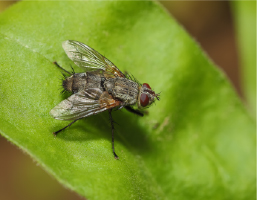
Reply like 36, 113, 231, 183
50, 89, 121, 121
62, 40, 125, 78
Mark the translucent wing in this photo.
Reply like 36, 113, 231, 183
50, 89, 121, 121
62, 40, 125, 77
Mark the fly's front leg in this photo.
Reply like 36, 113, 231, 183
53, 119, 78, 136
125, 106, 144, 117
108, 109, 119, 159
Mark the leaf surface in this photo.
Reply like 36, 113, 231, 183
0, 1, 255, 200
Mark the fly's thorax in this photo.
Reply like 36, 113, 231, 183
104, 77, 139, 106
104, 79, 115, 94
137, 83, 158, 108
63, 73, 87, 93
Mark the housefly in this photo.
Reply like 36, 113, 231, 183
50, 40, 160, 159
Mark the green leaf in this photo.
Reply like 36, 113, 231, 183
0, 1, 255, 200
232, 1, 256, 115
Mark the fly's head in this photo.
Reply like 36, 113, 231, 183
138, 83, 160, 109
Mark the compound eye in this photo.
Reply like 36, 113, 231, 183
142, 83, 151, 89
140, 93, 149, 107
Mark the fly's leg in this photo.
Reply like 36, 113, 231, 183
108, 109, 119, 159
53, 119, 78, 136
53, 61, 72, 75
124, 106, 144, 117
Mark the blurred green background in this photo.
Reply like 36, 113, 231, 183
0, 1, 255, 200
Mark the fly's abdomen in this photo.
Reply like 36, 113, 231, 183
63, 71, 105, 94
63, 73, 88, 93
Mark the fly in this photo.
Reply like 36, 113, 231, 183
50, 40, 160, 159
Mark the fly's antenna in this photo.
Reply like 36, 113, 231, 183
155, 92, 161, 101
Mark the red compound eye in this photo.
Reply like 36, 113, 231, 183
140, 93, 149, 107
142, 83, 151, 89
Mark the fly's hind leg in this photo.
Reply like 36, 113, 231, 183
53, 119, 78, 136
53, 61, 73, 75
108, 109, 119, 159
